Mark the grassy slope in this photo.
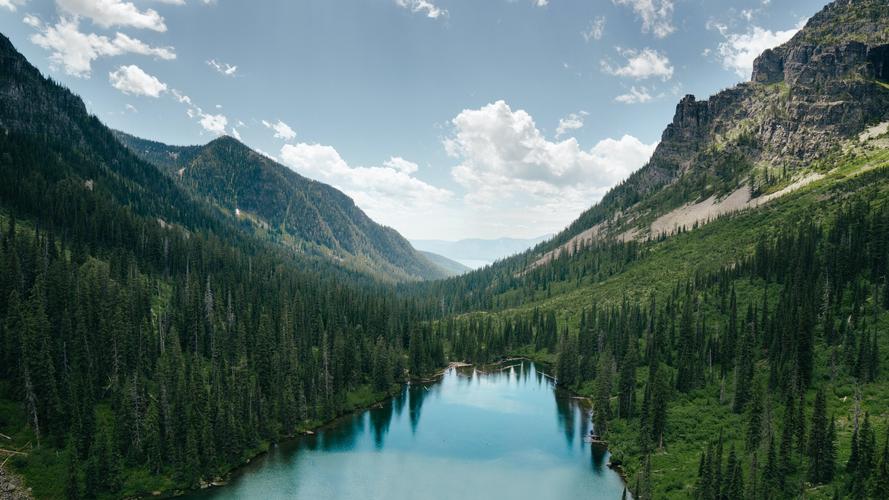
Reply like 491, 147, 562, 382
509, 147, 889, 320
479, 145, 889, 497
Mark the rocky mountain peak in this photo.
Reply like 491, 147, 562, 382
544, 0, 889, 250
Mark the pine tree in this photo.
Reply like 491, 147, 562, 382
746, 384, 763, 451
556, 327, 579, 387
869, 431, 889, 499
64, 440, 81, 500
807, 388, 832, 484
593, 351, 612, 435
618, 340, 637, 419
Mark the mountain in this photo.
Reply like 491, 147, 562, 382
0, 32, 448, 498
418, 250, 471, 276
114, 131, 448, 282
411, 235, 550, 268
408, 1, 889, 497
526, 0, 889, 265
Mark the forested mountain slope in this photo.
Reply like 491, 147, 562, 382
407, 0, 889, 316
404, 1, 889, 498
417, 251, 471, 276
113, 131, 448, 283
0, 32, 447, 498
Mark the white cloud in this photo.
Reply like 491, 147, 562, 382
614, 86, 653, 103
230, 127, 241, 140
207, 58, 237, 76
384, 156, 419, 174
394, 0, 447, 19
613, 0, 674, 38
109, 64, 167, 97
443, 100, 656, 218
555, 111, 587, 138
710, 19, 805, 78
0, 0, 26, 11
199, 113, 227, 135
124, 103, 137, 112
533, 0, 549, 6
262, 119, 297, 141
602, 47, 673, 80
582, 16, 606, 42
279, 143, 452, 223
57, 0, 167, 32
25, 16, 174, 77
170, 89, 230, 136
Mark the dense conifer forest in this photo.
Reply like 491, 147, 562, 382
2, 0, 889, 497
0, 33, 445, 497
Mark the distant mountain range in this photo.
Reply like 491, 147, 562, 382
114, 131, 452, 281
411, 235, 550, 268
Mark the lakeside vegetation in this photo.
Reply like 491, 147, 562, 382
425, 156, 889, 498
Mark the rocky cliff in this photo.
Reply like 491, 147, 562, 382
542, 0, 889, 255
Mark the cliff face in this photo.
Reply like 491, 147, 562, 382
651, 0, 889, 173
662, 31, 888, 171
541, 0, 889, 254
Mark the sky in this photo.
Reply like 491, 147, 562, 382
0, 0, 826, 240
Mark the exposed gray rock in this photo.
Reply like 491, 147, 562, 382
0, 468, 33, 500
554, 0, 889, 244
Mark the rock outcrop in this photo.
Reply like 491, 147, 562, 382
0, 468, 32, 500
542, 0, 889, 251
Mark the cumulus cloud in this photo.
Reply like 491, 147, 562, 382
614, 86, 653, 103
207, 58, 237, 76
602, 47, 673, 80
24, 16, 175, 77
394, 0, 447, 19
262, 119, 296, 141
582, 16, 606, 42
443, 100, 656, 214
109, 64, 167, 97
57, 0, 167, 31
710, 19, 805, 78
278, 143, 452, 222
613, 0, 674, 38
199, 113, 227, 135
555, 111, 587, 138
533, 0, 549, 6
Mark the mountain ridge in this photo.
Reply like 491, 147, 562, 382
411, 235, 550, 268
521, 0, 889, 266
114, 130, 449, 282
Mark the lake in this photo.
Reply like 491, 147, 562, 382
184, 362, 627, 500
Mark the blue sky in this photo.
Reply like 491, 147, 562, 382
0, 0, 826, 240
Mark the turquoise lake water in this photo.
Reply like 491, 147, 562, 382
184, 362, 626, 499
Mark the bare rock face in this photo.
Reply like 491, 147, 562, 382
0, 467, 33, 500
752, 49, 784, 84
655, 0, 889, 174
560, 0, 889, 243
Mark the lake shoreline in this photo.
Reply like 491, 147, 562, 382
156, 357, 628, 499
151, 362, 473, 498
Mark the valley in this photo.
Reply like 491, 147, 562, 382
1, 0, 889, 499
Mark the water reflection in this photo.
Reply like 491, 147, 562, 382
185, 361, 626, 500
408, 382, 428, 433
369, 397, 393, 448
